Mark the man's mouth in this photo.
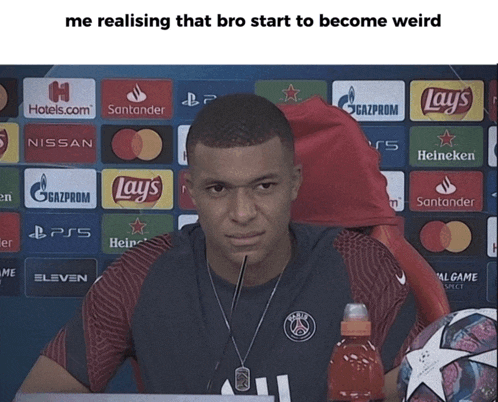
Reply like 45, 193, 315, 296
226, 232, 265, 246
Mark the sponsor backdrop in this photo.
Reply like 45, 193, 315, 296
0, 65, 496, 398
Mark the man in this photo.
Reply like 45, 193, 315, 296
18, 94, 415, 401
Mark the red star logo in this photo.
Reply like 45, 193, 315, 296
129, 218, 147, 235
438, 130, 456, 147
282, 84, 300, 102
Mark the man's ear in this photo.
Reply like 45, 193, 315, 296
184, 170, 198, 208
291, 164, 302, 202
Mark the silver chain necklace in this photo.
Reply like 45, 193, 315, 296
207, 260, 285, 392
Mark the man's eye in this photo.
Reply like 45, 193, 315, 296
257, 182, 275, 190
208, 184, 225, 194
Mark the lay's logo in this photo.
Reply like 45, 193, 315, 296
411, 81, 484, 121
112, 175, 163, 204
421, 87, 473, 116
102, 169, 173, 210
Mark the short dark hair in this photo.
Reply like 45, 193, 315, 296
186, 93, 294, 164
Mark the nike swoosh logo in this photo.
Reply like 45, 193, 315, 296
396, 271, 406, 286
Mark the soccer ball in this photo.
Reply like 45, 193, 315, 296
398, 308, 497, 402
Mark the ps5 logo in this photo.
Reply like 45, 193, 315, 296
182, 92, 217, 107
29, 224, 91, 239
370, 140, 400, 152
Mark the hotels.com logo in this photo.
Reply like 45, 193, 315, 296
421, 87, 473, 116
23, 78, 95, 119
112, 175, 163, 205
49, 81, 70, 102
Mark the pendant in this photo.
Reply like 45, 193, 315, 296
235, 366, 250, 392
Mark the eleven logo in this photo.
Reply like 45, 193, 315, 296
410, 81, 484, 121
101, 79, 173, 119
409, 126, 483, 168
25, 258, 97, 297
102, 169, 173, 209
255, 80, 327, 104
332, 81, 405, 122
409, 171, 483, 212
0, 123, 19, 163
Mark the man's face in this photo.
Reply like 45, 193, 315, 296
186, 136, 302, 269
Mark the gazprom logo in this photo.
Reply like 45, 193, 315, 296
24, 169, 97, 209
338, 85, 399, 116
332, 81, 405, 122
338, 86, 355, 109
30, 174, 48, 202
29, 173, 90, 204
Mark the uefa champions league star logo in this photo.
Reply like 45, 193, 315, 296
403, 309, 497, 402
284, 311, 316, 342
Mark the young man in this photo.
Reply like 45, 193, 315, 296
18, 94, 414, 401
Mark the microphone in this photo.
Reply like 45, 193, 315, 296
206, 255, 248, 393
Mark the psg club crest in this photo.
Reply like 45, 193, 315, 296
284, 311, 316, 342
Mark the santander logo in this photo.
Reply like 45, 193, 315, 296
112, 176, 163, 204
421, 87, 473, 116
435, 176, 457, 195
126, 84, 147, 103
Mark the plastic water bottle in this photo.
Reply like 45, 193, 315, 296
328, 303, 385, 402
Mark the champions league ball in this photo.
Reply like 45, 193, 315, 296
398, 308, 497, 402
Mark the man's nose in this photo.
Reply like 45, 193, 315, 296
229, 188, 257, 223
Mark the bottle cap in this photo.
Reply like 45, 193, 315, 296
343, 303, 369, 321
341, 303, 371, 336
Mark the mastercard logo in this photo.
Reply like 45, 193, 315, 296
420, 220, 472, 253
0, 85, 8, 112
111, 128, 163, 161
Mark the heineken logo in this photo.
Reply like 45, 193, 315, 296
410, 127, 483, 167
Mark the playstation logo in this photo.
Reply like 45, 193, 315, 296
29, 225, 47, 240
182, 92, 217, 107
182, 92, 200, 107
